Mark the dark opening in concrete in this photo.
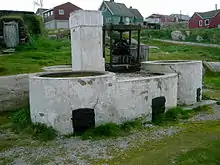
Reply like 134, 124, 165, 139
152, 96, 166, 123
39, 71, 105, 78
71, 108, 95, 135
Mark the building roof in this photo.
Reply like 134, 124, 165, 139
42, 2, 82, 14
103, 1, 134, 17
129, 8, 143, 18
0, 10, 34, 15
169, 14, 190, 21
197, 9, 220, 19
36, 8, 49, 14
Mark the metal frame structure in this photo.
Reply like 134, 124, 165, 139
103, 22, 142, 72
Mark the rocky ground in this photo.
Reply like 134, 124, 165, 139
1, 104, 220, 165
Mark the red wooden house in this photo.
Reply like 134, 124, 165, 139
42, 2, 82, 29
189, 9, 220, 29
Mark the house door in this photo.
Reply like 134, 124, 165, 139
3, 21, 19, 48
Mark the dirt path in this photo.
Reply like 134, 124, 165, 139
1, 104, 220, 165
153, 39, 220, 48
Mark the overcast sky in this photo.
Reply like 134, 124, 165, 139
0, 0, 219, 17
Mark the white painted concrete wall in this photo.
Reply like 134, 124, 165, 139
0, 73, 39, 112
142, 60, 203, 105
29, 72, 116, 134
69, 10, 105, 71
29, 72, 177, 134
42, 65, 72, 72
112, 74, 178, 123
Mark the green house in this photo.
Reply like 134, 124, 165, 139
99, 0, 144, 25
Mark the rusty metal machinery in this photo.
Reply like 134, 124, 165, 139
103, 21, 142, 72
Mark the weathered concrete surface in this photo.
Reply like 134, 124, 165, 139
42, 65, 72, 72
0, 74, 30, 112
203, 62, 220, 72
29, 72, 177, 134
69, 10, 105, 71
29, 71, 116, 134
113, 73, 178, 122
142, 60, 203, 106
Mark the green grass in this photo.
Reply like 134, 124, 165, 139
81, 118, 144, 140
141, 28, 220, 44
1, 36, 220, 76
146, 40, 220, 61
0, 36, 71, 76
0, 107, 57, 141
153, 105, 212, 125
77, 106, 211, 140
101, 120, 220, 165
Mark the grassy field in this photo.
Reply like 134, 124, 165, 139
146, 40, 220, 61
1, 36, 220, 76
141, 28, 220, 44
1, 36, 220, 164
105, 120, 220, 165
0, 37, 71, 76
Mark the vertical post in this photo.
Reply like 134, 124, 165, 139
120, 31, 123, 40
109, 27, 113, 68
70, 10, 105, 71
137, 29, 140, 64
129, 30, 131, 45
103, 27, 106, 59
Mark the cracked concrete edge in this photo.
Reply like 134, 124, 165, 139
181, 100, 217, 110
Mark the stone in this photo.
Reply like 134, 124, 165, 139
12, 159, 30, 165
196, 35, 203, 42
69, 10, 105, 71
2, 48, 15, 54
171, 31, 186, 41
48, 34, 58, 40
185, 31, 190, 37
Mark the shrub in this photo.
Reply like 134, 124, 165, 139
0, 14, 43, 36
22, 14, 43, 35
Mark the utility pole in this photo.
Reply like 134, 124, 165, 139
34, 0, 44, 21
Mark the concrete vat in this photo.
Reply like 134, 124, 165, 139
29, 71, 177, 134
141, 60, 203, 105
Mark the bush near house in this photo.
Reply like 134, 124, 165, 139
142, 28, 220, 44
0, 14, 43, 40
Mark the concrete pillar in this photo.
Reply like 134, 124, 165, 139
69, 10, 105, 71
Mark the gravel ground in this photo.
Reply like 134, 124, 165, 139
189, 104, 220, 121
1, 104, 220, 165
0, 126, 183, 165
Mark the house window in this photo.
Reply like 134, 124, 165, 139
199, 20, 203, 27
205, 19, 210, 25
105, 17, 111, 23
59, 9, 64, 15
125, 17, 130, 24
51, 11, 53, 16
